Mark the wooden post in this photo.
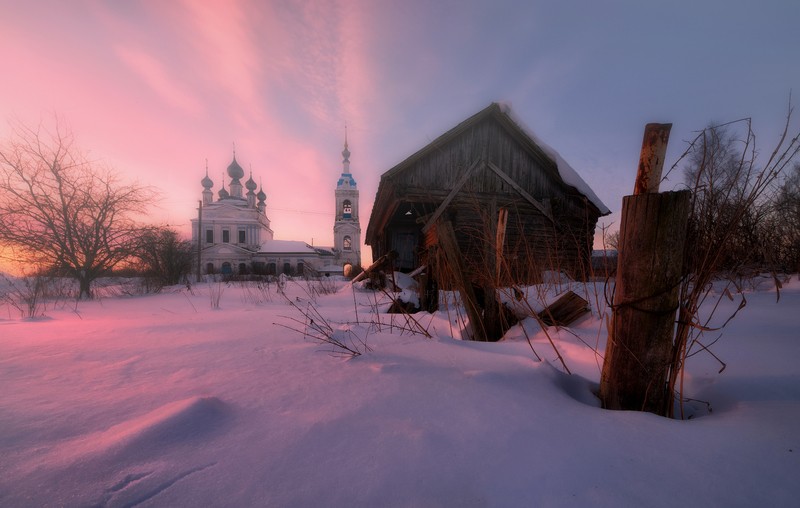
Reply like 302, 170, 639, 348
599, 122, 690, 416
634, 123, 672, 195
197, 200, 202, 281
599, 190, 690, 414
495, 207, 508, 284
480, 200, 505, 341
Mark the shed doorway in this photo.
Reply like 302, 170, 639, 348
391, 229, 418, 271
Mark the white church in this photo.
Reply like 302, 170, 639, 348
191, 139, 361, 277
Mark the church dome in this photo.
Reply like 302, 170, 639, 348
257, 188, 266, 201
218, 187, 229, 199
201, 173, 213, 189
227, 156, 245, 180
245, 174, 258, 191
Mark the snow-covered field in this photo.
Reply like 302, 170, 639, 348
1, 276, 798, 507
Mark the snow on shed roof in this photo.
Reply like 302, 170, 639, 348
497, 102, 610, 214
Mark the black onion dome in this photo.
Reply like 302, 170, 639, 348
245, 174, 258, 191
201, 173, 214, 189
227, 156, 245, 180
257, 188, 266, 201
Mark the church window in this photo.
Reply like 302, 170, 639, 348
206, 262, 215, 274
283, 262, 292, 275
222, 229, 230, 243
238, 263, 247, 274
238, 229, 246, 244
343, 235, 352, 251
267, 263, 276, 275
297, 262, 304, 275
343, 200, 352, 218
206, 229, 213, 244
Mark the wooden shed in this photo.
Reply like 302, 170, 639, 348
365, 103, 610, 339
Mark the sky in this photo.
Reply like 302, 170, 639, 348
2, 0, 799, 264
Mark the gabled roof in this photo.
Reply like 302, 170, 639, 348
259, 239, 319, 255
202, 243, 257, 256
379, 102, 609, 214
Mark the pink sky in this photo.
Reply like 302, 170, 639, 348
2, 1, 799, 267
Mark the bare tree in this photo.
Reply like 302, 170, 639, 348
134, 226, 195, 291
0, 120, 155, 299
772, 162, 800, 271
682, 123, 766, 270
666, 112, 800, 417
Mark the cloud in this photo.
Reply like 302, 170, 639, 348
176, 0, 266, 117
114, 45, 204, 116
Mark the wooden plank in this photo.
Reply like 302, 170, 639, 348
421, 159, 483, 233
437, 220, 487, 341
486, 161, 555, 223
350, 251, 397, 284
634, 123, 672, 195
538, 290, 589, 326
495, 207, 508, 283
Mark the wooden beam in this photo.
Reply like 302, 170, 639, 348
486, 161, 555, 223
421, 159, 483, 233
350, 251, 397, 284
495, 207, 508, 283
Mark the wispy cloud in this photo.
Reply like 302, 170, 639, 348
114, 45, 204, 116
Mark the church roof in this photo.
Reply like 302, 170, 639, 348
259, 239, 318, 255
337, 172, 357, 187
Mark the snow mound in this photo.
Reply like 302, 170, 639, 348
100, 396, 229, 451
46, 396, 230, 466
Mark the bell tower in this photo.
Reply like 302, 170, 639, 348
333, 130, 361, 268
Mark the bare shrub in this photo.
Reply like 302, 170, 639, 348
208, 280, 225, 309
665, 110, 800, 418
1, 272, 50, 318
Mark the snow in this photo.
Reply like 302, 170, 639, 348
259, 239, 319, 254
498, 102, 612, 215
1, 276, 799, 506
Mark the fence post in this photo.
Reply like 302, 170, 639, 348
599, 123, 691, 415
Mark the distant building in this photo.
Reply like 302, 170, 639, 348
191, 138, 361, 276
332, 133, 361, 268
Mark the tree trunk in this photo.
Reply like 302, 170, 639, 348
78, 272, 93, 300
599, 190, 691, 415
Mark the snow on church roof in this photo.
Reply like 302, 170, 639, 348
259, 239, 318, 255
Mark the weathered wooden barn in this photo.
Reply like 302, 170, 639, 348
365, 103, 610, 339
